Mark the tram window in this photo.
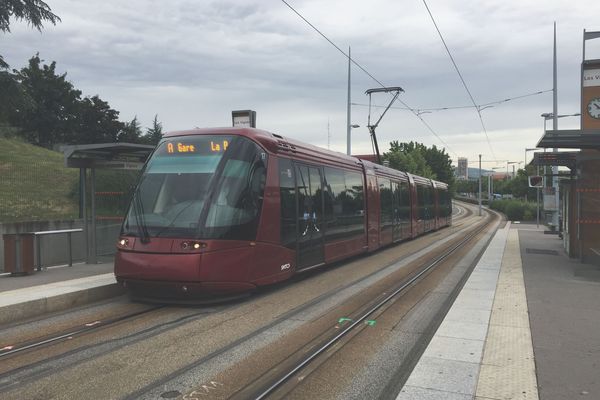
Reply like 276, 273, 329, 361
344, 171, 364, 236
380, 179, 393, 231
416, 185, 424, 220
203, 139, 267, 240
323, 167, 346, 241
279, 158, 297, 249
439, 189, 450, 217
425, 186, 433, 220
322, 168, 365, 241
398, 181, 410, 221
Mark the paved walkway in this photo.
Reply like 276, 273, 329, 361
520, 227, 600, 399
397, 222, 600, 400
0, 261, 120, 325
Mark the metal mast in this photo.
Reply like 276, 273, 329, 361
346, 47, 352, 155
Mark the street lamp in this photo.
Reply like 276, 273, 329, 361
514, 161, 523, 178
346, 124, 360, 155
478, 154, 482, 216
507, 161, 518, 180
525, 148, 539, 167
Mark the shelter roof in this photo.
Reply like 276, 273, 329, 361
62, 143, 155, 169
537, 130, 600, 149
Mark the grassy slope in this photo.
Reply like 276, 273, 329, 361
0, 137, 79, 222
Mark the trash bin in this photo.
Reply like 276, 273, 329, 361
3, 233, 35, 276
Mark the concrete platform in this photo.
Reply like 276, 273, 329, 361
397, 222, 600, 400
0, 262, 122, 325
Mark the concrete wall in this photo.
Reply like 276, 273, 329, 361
0, 219, 121, 272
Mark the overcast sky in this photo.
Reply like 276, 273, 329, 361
5, 0, 600, 169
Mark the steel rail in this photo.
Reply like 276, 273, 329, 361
0, 306, 162, 358
251, 210, 493, 400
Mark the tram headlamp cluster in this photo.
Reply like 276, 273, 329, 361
117, 238, 129, 248
180, 241, 206, 250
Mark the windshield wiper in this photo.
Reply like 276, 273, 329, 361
132, 190, 151, 244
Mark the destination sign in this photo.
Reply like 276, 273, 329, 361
161, 137, 232, 156
210, 140, 229, 153
167, 142, 196, 154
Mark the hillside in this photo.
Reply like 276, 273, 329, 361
0, 137, 79, 222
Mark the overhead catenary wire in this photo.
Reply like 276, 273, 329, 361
352, 89, 552, 113
421, 0, 496, 160
280, 0, 457, 157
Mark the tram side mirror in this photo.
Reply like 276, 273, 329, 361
528, 176, 543, 188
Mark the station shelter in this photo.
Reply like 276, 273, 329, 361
62, 143, 154, 264
535, 133, 600, 263
535, 32, 600, 264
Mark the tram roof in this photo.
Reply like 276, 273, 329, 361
163, 128, 450, 188
165, 127, 362, 168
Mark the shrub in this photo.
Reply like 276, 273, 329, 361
505, 202, 524, 220
489, 199, 540, 221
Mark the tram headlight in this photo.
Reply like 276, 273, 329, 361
117, 238, 129, 248
180, 241, 206, 251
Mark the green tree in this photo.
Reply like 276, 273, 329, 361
12, 54, 82, 147
118, 116, 143, 143
0, 0, 60, 68
421, 144, 454, 189
383, 140, 455, 194
0, 68, 32, 124
455, 179, 477, 195
141, 114, 163, 145
7, 55, 129, 146
385, 141, 434, 178
508, 169, 529, 199
76, 95, 124, 143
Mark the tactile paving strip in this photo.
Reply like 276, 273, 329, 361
475, 229, 539, 400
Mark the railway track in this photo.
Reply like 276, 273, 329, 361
133, 202, 494, 399
0, 306, 163, 359
237, 206, 494, 400
0, 201, 488, 400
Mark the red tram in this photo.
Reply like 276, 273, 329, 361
114, 127, 452, 301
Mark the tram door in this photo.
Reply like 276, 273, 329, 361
296, 164, 324, 269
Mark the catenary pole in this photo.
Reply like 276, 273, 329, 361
346, 47, 351, 155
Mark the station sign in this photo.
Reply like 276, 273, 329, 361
533, 152, 577, 169
583, 68, 600, 87
232, 110, 257, 128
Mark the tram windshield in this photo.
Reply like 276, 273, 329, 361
122, 135, 268, 241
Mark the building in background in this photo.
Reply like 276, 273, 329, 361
457, 157, 468, 180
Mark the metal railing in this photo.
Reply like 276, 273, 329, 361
30, 229, 83, 271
